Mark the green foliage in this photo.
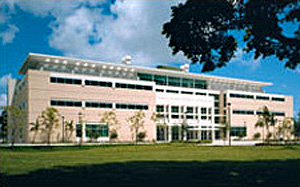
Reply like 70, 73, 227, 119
29, 116, 42, 143
199, 139, 213, 144
162, 0, 300, 72
100, 111, 119, 136
253, 133, 261, 140
128, 110, 146, 143
137, 132, 146, 141
41, 107, 60, 145
65, 120, 74, 142
110, 131, 118, 140
5, 106, 25, 145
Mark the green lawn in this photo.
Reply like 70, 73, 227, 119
1, 144, 299, 186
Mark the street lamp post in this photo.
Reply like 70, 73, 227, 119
78, 112, 83, 145
62, 116, 65, 143
227, 102, 232, 146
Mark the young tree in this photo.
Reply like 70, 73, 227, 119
100, 111, 119, 141
280, 117, 294, 140
162, 0, 300, 72
5, 106, 25, 146
64, 120, 74, 142
29, 116, 42, 143
294, 110, 300, 137
255, 106, 274, 142
41, 107, 60, 145
128, 110, 145, 144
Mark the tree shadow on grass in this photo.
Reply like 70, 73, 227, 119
1, 160, 299, 187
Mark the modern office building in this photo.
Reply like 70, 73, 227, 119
7, 53, 293, 143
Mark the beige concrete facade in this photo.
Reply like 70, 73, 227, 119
7, 53, 294, 143
25, 70, 156, 143
228, 94, 293, 140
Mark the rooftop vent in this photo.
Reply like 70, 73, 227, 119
180, 64, 189, 72
122, 55, 132, 65
156, 65, 183, 72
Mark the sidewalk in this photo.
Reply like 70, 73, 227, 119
200, 140, 263, 146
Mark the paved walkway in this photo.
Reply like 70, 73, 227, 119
202, 140, 263, 146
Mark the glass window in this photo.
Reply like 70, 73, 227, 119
51, 100, 82, 107
166, 90, 179, 94
230, 93, 254, 99
138, 73, 153, 81
154, 75, 167, 85
86, 102, 112, 108
195, 80, 207, 89
201, 107, 207, 114
86, 124, 108, 137
256, 95, 270, 100
168, 77, 180, 87
181, 91, 193, 95
85, 80, 112, 87
187, 107, 193, 113
271, 97, 285, 102
171, 106, 179, 113
172, 126, 179, 140
156, 105, 164, 113
76, 124, 82, 137
182, 78, 194, 88
230, 127, 247, 137
116, 103, 148, 110
50, 77, 82, 85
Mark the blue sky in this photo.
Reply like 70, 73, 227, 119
0, 0, 299, 116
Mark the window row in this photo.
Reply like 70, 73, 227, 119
50, 77, 82, 85
50, 77, 153, 91
50, 100, 148, 110
137, 73, 207, 89
85, 102, 112, 108
256, 111, 285, 116
230, 93, 285, 102
116, 83, 152, 91
234, 110, 285, 116
156, 105, 211, 114
116, 103, 149, 110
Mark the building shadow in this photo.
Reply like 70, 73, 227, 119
1, 160, 299, 186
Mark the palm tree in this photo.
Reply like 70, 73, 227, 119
29, 116, 41, 143
255, 106, 273, 142
64, 120, 74, 142
41, 107, 60, 145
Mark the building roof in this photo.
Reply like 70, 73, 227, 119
19, 53, 272, 87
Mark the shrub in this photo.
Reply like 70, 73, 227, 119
110, 131, 118, 140
198, 139, 212, 144
253, 132, 261, 140
137, 132, 146, 141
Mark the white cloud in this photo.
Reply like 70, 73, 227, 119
0, 94, 7, 107
231, 48, 262, 71
0, 24, 19, 44
0, 73, 11, 91
0, 74, 11, 107
47, 0, 187, 66
2, 0, 187, 66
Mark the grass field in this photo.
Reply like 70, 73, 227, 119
1, 144, 299, 186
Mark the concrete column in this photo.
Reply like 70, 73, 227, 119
212, 129, 215, 141
168, 126, 172, 142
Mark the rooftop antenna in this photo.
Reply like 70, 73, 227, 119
122, 55, 132, 65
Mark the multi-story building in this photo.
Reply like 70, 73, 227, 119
7, 53, 293, 143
